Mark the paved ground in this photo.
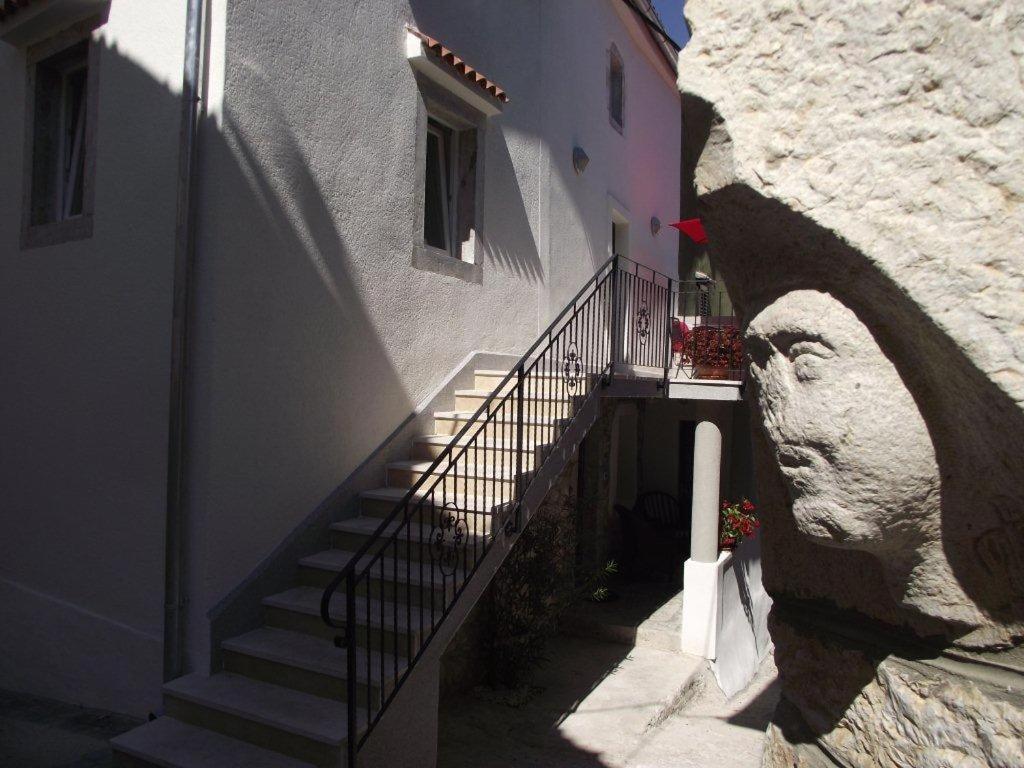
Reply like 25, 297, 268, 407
562, 583, 684, 654
1, 641, 778, 768
626, 655, 779, 768
438, 635, 779, 768
0, 689, 140, 768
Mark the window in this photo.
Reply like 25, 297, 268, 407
609, 44, 624, 133
22, 24, 98, 248
424, 119, 453, 253
421, 112, 478, 262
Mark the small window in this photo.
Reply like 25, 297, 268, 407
422, 114, 478, 261
424, 119, 453, 252
609, 44, 624, 133
30, 40, 90, 226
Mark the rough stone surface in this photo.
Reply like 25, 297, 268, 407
769, 617, 1024, 768
677, 1, 1024, 765
679, 0, 1024, 646
682, 1, 1024, 406
745, 290, 986, 634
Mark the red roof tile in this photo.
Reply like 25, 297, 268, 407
406, 26, 509, 104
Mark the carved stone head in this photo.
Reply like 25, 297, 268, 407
744, 289, 1009, 636
745, 290, 939, 552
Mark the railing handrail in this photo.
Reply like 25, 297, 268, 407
316, 254, 708, 766
319, 255, 620, 627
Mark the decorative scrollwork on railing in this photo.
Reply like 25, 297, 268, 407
430, 502, 467, 577
562, 341, 582, 392
636, 298, 651, 345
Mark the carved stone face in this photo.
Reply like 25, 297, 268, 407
745, 291, 939, 554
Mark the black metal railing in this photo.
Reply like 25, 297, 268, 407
669, 280, 743, 382
319, 256, 738, 765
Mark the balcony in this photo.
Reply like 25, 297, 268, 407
612, 263, 743, 402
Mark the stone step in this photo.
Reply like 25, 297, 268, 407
410, 434, 546, 468
386, 458, 522, 498
433, 410, 566, 441
297, 548, 459, 605
162, 673, 358, 767
110, 715, 317, 768
329, 514, 492, 563
263, 586, 441, 654
473, 368, 604, 397
357, 486, 503, 533
221, 626, 405, 706
453, 387, 578, 412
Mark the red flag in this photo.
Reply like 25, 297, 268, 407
671, 218, 708, 245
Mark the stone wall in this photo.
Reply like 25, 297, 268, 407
440, 457, 579, 693
677, 1, 1024, 764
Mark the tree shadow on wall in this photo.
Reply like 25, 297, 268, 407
680, 91, 1024, 754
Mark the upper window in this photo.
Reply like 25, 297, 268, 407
30, 40, 88, 225
422, 112, 478, 262
406, 27, 501, 275
22, 25, 98, 249
424, 118, 453, 253
609, 44, 624, 133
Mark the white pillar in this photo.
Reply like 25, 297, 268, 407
681, 403, 727, 658
690, 411, 723, 563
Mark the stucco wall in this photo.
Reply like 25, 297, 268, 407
183, 0, 683, 671
541, 0, 682, 316
0, 1, 186, 715
0, 0, 682, 715
638, 398, 748, 505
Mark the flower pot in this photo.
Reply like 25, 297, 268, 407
719, 537, 737, 551
696, 364, 730, 380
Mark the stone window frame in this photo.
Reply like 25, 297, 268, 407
20, 15, 102, 250
608, 42, 625, 136
411, 73, 487, 284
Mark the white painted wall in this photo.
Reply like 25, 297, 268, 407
712, 537, 772, 697
0, 1, 187, 715
540, 0, 682, 316
183, 0, 684, 674
0, 0, 682, 715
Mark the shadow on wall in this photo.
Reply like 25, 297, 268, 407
185, 46, 426, 673
681, 92, 1024, 749
478, 122, 543, 283
1, 31, 422, 715
406, 0, 544, 286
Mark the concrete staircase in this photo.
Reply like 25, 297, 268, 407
111, 368, 574, 768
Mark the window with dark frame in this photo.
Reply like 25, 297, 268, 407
424, 118, 453, 253
30, 39, 90, 227
609, 44, 624, 132
423, 114, 478, 260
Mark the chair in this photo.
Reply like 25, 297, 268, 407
616, 492, 690, 582
670, 318, 689, 376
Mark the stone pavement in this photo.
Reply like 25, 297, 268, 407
438, 633, 778, 768
0, 689, 141, 768
626, 654, 778, 768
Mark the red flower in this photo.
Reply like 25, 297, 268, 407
742, 499, 755, 512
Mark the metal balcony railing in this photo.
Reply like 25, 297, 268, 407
319, 255, 740, 765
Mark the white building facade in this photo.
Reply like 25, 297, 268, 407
0, 0, 682, 720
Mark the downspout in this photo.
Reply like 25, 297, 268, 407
163, 0, 206, 682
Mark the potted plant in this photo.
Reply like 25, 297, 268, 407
685, 325, 744, 380
720, 498, 759, 551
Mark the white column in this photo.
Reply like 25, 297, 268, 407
681, 403, 728, 658
690, 412, 723, 563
